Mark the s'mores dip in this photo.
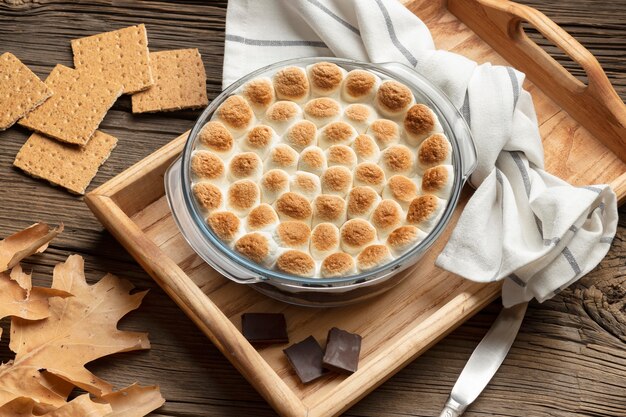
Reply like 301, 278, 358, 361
189, 61, 453, 278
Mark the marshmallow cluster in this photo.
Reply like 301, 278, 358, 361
191, 62, 453, 278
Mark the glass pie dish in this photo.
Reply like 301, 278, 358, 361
165, 57, 477, 307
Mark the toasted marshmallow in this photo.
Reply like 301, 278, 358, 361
417, 133, 452, 173
191, 150, 225, 182
192, 182, 223, 212
325, 145, 357, 170
275, 192, 313, 224
273, 66, 310, 103
241, 77, 275, 114
367, 119, 400, 149
321, 166, 353, 197
340, 219, 377, 255
406, 195, 446, 233
264, 101, 303, 134
298, 146, 327, 176
234, 232, 278, 267
303, 97, 341, 127
246, 203, 279, 231
370, 199, 403, 238
342, 69, 380, 102
197, 121, 234, 155
356, 244, 393, 272
290, 171, 321, 201
227, 180, 260, 216
285, 120, 317, 151
241, 125, 278, 158
260, 169, 290, 204
215, 95, 255, 137
275, 221, 312, 251
307, 61, 345, 96
375, 80, 414, 118
404, 104, 443, 146
381, 145, 415, 178
347, 186, 381, 220
353, 162, 386, 193
383, 175, 419, 208
312, 194, 346, 227
310, 223, 340, 260
342, 103, 375, 133
321, 252, 356, 278
352, 134, 380, 163
265, 144, 299, 173
206, 211, 243, 243
318, 121, 358, 149
387, 225, 426, 256
276, 250, 316, 277
421, 165, 454, 199
228, 152, 263, 181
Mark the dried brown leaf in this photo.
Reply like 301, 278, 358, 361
0, 265, 70, 340
98, 384, 165, 416
0, 254, 150, 408
0, 223, 63, 272
0, 394, 112, 417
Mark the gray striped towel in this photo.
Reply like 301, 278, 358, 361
223, 0, 618, 307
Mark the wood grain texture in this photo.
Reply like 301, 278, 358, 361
0, 1, 624, 416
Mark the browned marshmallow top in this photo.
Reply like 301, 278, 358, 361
191, 151, 224, 179
309, 62, 343, 93
276, 250, 315, 276
369, 119, 399, 148
247, 204, 279, 230
313, 194, 346, 222
275, 192, 312, 221
207, 211, 240, 241
340, 219, 376, 250
242, 78, 274, 110
357, 244, 392, 270
321, 252, 355, 277
304, 97, 340, 119
352, 134, 379, 160
386, 175, 418, 203
422, 165, 449, 193
273, 66, 309, 101
229, 152, 261, 179
404, 104, 435, 136
193, 182, 222, 211
344, 70, 377, 99
198, 121, 233, 153
321, 166, 352, 195
217, 95, 254, 131
311, 223, 339, 252
234, 233, 270, 263
347, 186, 379, 218
228, 180, 259, 211
286, 120, 317, 150
354, 162, 385, 188
276, 221, 311, 248
406, 195, 439, 224
419, 133, 450, 166
245, 125, 274, 150
261, 169, 289, 192
371, 199, 403, 232
376, 80, 413, 114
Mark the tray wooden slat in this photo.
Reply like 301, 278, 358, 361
86, 1, 626, 416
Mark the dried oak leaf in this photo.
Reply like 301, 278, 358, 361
0, 264, 70, 340
0, 254, 150, 408
98, 384, 165, 417
0, 223, 63, 272
0, 394, 111, 417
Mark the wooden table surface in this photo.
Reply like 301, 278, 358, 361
1, 1, 624, 416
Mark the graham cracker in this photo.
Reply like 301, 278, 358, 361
0, 53, 52, 130
14, 131, 118, 195
71, 24, 153, 94
131, 48, 208, 113
18, 65, 122, 146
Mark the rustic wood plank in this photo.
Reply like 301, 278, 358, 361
0, 1, 624, 416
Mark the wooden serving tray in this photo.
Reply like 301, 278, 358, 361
86, 1, 626, 416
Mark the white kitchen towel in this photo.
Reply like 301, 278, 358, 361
222, 0, 618, 307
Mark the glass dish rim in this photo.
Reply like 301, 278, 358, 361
180, 56, 468, 286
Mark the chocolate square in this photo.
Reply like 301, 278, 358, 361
241, 313, 288, 345
283, 336, 325, 384
322, 327, 362, 374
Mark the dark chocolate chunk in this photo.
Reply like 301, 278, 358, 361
241, 313, 288, 345
283, 336, 325, 383
322, 327, 362, 374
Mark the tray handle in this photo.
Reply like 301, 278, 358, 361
448, 0, 626, 163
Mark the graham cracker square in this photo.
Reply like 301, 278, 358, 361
0, 53, 52, 130
14, 131, 118, 195
18, 65, 122, 146
71, 24, 153, 94
131, 48, 208, 113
